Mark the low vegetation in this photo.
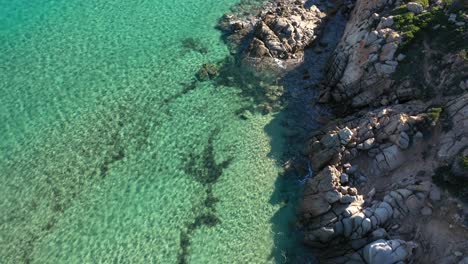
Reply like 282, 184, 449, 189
433, 166, 468, 203
392, 6, 444, 49
392, 0, 467, 96
461, 155, 468, 170
427, 107, 443, 122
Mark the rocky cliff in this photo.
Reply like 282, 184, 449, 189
302, 0, 468, 262
219, 0, 467, 263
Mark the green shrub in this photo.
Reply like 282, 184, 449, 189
392, 4, 409, 15
461, 155, 468, 170
427, 107, 443, 122
433, 165, 468, 203
414, 0, 430, 7
461, 50, 468, 61
392, 7, 445, 50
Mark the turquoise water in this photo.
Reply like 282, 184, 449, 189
0, 0, 301, 263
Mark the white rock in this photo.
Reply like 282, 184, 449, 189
398, 131, 410, 149
420, 206, 432, 215
459, 80, 467, 90
369, 53, 379, 63
397, 54, 406, 61
375, 63, 397, 76
375, 145, 404, 172
449, 13, 457, 23
340, 194, 357, 204
378, 16, 394, 29
407, 2, 424, 14
340, 173, 350, 184
386, 31, 402, 43
367, 30, 379, 45
338, 127, 354, 145
429, 186, 441, 201
374, 207, 390, 223
358, 137, 375, 150
325, 190, 343, 203
346, 30, 367, 46
321, 133, 340, 148
372, 13, 380, 21
364, 239, 411, 264
362, 218, 372, 234
372, 228, 387, 239
378, 28, 392, 38
379, 43, 398, 61
346, 165, 358, 174
414, 131, 423, 140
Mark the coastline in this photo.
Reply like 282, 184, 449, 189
217, 0, 468, 262
0, 0, 466, 262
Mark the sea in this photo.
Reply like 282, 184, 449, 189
0, 0, 305, 263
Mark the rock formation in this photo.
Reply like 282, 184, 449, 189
218, 0, 328, 68
220, 0, 468, 262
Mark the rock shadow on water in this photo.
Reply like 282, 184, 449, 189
261, 8, 348, 264
264, 105, 319, 264
190, 2, 349, 262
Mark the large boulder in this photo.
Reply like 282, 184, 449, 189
375, 145, 405, 172
301, 166, 341, 217
437, 94, 468, 162
311, 147, 340, 170
301, 194, 331, 218
363, 239, 416, 264
379, 43, 398, 61
338, 127, 354, 145
406, 2, 424, 14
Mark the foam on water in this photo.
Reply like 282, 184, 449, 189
0, 0, 300, 263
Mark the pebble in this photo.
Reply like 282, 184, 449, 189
346, 165, 358, 174
421, 206, 432, 216
371, 228, 387, 239
341, 173, 350, 184
430, 186, 442, 201
348, 187, 358, 196
449, 13, 457, 23
397, 54, 406, 61
340, 195, 356, 204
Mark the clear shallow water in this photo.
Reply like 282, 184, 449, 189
0, 0, 302, 263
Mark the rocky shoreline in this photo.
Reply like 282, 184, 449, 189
219, 0, 467, 263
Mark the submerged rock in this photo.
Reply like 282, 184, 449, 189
196, 63, 219, 81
